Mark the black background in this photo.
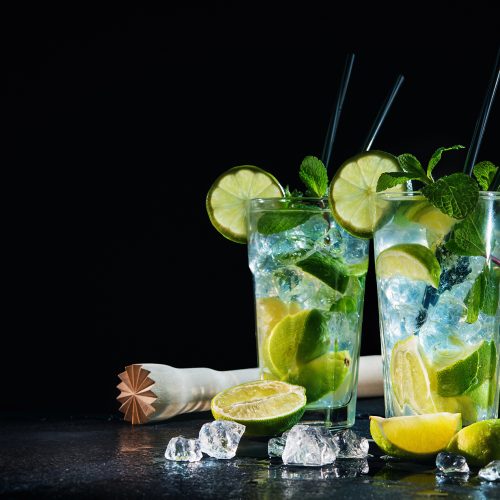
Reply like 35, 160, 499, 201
5, 4, 500, 414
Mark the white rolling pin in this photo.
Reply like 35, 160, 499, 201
117, 355, 383, 424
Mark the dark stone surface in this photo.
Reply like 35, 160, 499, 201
1, 398, 498, 499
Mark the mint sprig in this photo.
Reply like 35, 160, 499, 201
427, 145, 465, 179
445, 203, 486, 256
464, 264, 500, 323
472, 161, 498, 190
299, 156, 328, 197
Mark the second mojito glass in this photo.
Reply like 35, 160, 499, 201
247, 198, 369, 428
374, 191, 499, 425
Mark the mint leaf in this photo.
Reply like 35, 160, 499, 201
299, 156, 328, 197
377, 172, 417, 192
445, 203, 486, 256
473, 161, 498, 190
427, 145, 464, 179
397, 154, 430, 184
257, 211, 313, 235
296, 251, 350, 293
464, 272, 483, 323
481, 265, 500, 316
421, 173, 479, 219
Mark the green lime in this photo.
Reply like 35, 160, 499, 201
370, 413, 462, 459
291, 350, 351, 403
436, 340, 496, 397
211, 380, 306, 436
266, 309, 329, 377
376, 244, 441, 288
398, 201, 457, 237
330, 296, 357, 313
446, 419, 500, 466
296, 251, 350, 293
390, 336, 437, 414
328, 151, 404, 238
206, 165, 284, 243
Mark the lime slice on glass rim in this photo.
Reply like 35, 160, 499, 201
370, 413, 462, 459
211, 380, 306, 436
206, 165, 284, 243
328, 151, 404, 238
376, 243, 441, 289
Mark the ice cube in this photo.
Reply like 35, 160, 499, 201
332, 429, 369, 458
435, 452, 469, 474
268, 436, 287, 458
334, 458, 369, 477
199, 421, 245, 459
478, 460, 500, 481
164, 436, 202, 462
282, 425, 338, 466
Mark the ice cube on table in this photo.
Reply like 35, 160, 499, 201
334, 458, 369, 477
435, 452, 469, 474
478, 460, 500, 481
268, 436, 287, 458
282, 425, 338, 466
332, 429, 369, 458
165, 436, 202, 462
199, 421, 245, 459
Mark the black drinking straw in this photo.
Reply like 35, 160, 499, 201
463, 47, 500, 177
362, 75, 405, 151
491, 167, 500, 191
321, 53, 356, 171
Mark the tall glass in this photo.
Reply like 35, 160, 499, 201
247, 197, 369, 428
374, 191, 499, 425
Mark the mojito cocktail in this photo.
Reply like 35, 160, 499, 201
374, 192, 499, 425
248, 197, 369, 428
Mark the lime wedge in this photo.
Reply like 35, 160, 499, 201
211, 380, 306, 436
206, 165, 284, 243
376, 243, 441, 288
390, 336, 437, 414
446, 419, 500, 466
405, 202, 457, 237
370, 413, 462, 459
328, 151, 404, 238
291, 350, 351, 403
435, 340, 496, 397
266, 309, 329, 377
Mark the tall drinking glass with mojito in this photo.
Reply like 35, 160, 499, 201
372, 148, 499, 425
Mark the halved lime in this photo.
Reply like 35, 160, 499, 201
390, 335, 437, 414
206, 165, 284, 243
376, 243, 441, 288
211, 380, 306, 436
405, 202, 457, 237
446, 419, 500, 466
370, 413, 462, 459
265, 309, 329, 377
328, 151, 404, 238
435, 340, 496, 397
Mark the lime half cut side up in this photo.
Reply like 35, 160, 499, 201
206, 165, 284, 243
211, 380, 307, 436
328, 151, 404, 238
376, 244, 441, 289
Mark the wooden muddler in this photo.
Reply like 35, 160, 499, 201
117, 355, 383, 424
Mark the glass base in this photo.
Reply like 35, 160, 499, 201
300, 400, 356, 430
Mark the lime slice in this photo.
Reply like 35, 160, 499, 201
390, 336, 437, 414
376, 244, 441, 288
291, 350, 351, 403
296, 251, 350, 293
328, 151, 404, 238
256, 297, 301, 337
211, 380, 306, 436
370, 413, 462, 459
406, 202, 457, 237
266, 309, 329, 377
206, 165, 284, 243
436, 340, 496, 397
446, 419, 500, 466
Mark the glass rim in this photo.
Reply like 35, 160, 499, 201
249, 196, 329, 202
376, 190, 499, 201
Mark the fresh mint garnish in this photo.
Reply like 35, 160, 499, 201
472, 161, 498, 190
299, 156, 328, 197
445, 203, 486, 256
421, 173, 479, 219
397, 153, 430, 184
427, 145, 464, 179
376, 172, 415, 191
464, 271, 483, 323
296, 251, 350, 293
257, 211, 314, 235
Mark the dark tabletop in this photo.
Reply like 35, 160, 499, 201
1, 398, 498, 499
